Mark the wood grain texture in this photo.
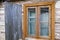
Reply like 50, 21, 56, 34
5, 2, 22, 40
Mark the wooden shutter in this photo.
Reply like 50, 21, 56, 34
5, 2, 22, 40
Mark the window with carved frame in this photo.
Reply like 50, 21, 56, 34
23, 2, 55, 40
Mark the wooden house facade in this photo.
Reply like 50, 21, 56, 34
0, 0, 60, 40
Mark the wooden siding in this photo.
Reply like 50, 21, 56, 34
0, 5, 5, 40
55, 8, 60, 39
0, 1, 60, 40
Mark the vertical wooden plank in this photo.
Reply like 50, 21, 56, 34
5, 2, 13, 40
17, 4, 22, 39
12, 4, 22, 40
23, 5, 27, 40
51, 2, 55, 40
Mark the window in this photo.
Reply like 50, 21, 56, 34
39, 7, 49, 36
28, 8, 36, 36
23, 2, 55, 40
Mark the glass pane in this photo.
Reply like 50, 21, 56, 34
40, 7, 49, 22
28, 22, 36, 36
40, 12, 49, 22
28, 8, 35, 18
40, 7, 49, 36
28, 8, 36, 36
40, 22, 49, 36
29, 18, 35, 22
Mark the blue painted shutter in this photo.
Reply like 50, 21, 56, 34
5, 2, 22, 40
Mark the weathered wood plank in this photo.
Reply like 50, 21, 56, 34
5, 2, 22, 40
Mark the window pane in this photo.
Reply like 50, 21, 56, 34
29, 18, 35, 22
40, 7, 49, 36
28, 8, 36, 18
28, 8, 36, 36
40, 12, 49, 22
40, 7, 49, 22
28, 22, 36, 36
40, 22, 49, 36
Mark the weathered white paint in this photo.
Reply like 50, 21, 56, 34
0, 11, 4, 13
55, 1, 60, 8
0, 5, 5, 40
55, 0, 60, 39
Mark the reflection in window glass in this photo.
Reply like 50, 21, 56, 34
40, 7, 49, 36
28, 8, 36, 36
